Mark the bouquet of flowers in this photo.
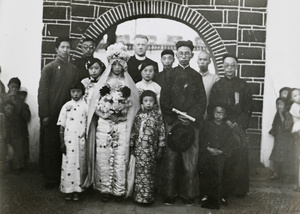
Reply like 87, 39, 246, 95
96, 80, 132, 117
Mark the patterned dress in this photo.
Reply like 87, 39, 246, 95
57, 99, 88, 193
130, 109, 165, 203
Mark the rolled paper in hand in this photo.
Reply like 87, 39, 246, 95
172, 108, 196, 122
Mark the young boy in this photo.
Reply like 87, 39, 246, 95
200, 104, 233, 210
155, 49, 175, 88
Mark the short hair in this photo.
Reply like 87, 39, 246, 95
134, 34, 149, 42
55, 37, 71, 48
138, 61, 156, 73
175, 40, 194, 51
276, 97, 287, 105
279, 87, 291, 94
85, 58, 106, 71
222, 54, 238, 63
198, 50, 211, 58
140, 90, 157, 105
161, 49, 174, 57
8, 77, 21, 87
82, 38, 96, 44
70, 82, 85, 94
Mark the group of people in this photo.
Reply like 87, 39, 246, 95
268, 87, 300, 192
0, 72, 31, 175
1, 34, 254, 210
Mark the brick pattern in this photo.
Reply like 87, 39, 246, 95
41, 0, 267, 134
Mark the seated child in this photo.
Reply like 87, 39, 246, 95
130, 90, 165, 204
269, 98, 294, 180
289, 88, 300, 191
57, 82, 88, 201
200, 104, 234, 210
81, 58, 106, 105
136, 61, 161, 106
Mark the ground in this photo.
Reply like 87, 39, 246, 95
1, 165, 300, 214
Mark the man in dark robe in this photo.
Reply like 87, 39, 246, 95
127, 34, 158, 83
73, 38, 96, 81
208, 54, 253, 197
155, 49, 175, 89
38, 37, 79, 189
160, 40, 207, 206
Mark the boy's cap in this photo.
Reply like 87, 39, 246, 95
161, 49, 174, 57
138, 61, 156, 73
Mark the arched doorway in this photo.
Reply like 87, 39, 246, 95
73, 1, 227, 73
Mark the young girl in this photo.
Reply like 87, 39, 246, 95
136, 61, 161, 105
130, 90, 165, 204
57, 82, 88, 201
269, 98, 294, 180
289, 88, 300, 190
81, 58, 106, 105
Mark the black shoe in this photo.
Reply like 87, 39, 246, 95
164, 196, 177, 205
201, 197, 219, 210
181, 197, 195, 206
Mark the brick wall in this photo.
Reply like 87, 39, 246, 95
42, 0, 267, 136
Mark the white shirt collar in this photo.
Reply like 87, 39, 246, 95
135, 54, 146, 61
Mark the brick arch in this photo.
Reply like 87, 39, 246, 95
75, 0, 228, 72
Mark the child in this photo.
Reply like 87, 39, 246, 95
200, 104, 233, 210
81, 58, 106, 105
269, 98, 294, 180
289, 88, 300, 191
279, 87, 291, 99
57, 82, 88, 201
155, 49, 175, 88
130, 90, 165, 204
136, 61, 161, 104
17, 87, 31, 167
3, 78, 27, 174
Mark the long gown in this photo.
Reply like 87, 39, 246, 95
57, 99, 88, 193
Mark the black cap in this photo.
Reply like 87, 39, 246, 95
161, 49, 174, 57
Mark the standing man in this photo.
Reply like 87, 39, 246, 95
38, 37, 79, 189
208, 54, 253, 197
127, 34, 158, 83
197, 51, 219, 119
160, 40, 207, 205
155, 49, 175, 88
73, 38, 96, 81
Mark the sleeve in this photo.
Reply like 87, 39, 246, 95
157, 114, 166, 147
160, 70, 178, 124
269, 114, 276, 136
21, 103, 31, 122
38, 65, 51, 118
236, 82, 253, 129
57, 103, 67, 127
130, 115, 139, 148
187, 73, 207, 124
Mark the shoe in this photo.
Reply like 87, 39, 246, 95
181, 197, 195, 206
164, 196, 177, 205
73, 193, 79, 201
201, 197, 219, 210
65, 193, 72, 201
219, 197, 228, 206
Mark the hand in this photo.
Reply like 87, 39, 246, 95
42, 117, 50, 126
79, 132, 86, 139
178, 115, 191, 126
207, 147, 223, 156
225, 120, 235, 129
60, 143, 66, 155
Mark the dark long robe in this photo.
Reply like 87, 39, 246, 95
127, 55, 158, 83
73, 56, 92, 81
160, 65, 207, 199
38, 57, 79, 183
208, 76, 253, 196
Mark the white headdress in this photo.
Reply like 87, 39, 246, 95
106, 43, 130, 71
